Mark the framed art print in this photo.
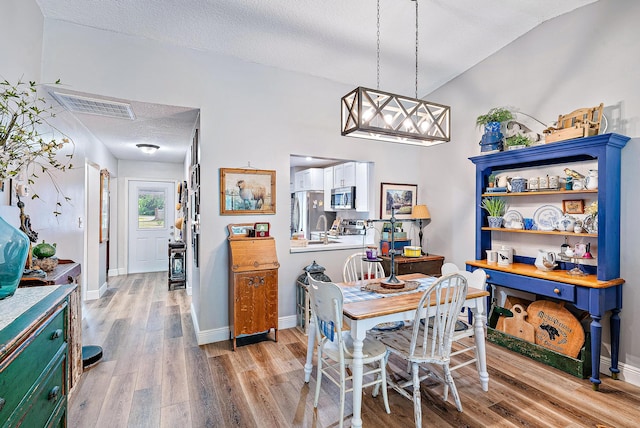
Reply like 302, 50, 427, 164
220, 168, 276, 215
380, 182, 417, 220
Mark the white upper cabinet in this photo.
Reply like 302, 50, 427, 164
323, 167, 335, 211
294, 168, 323, 192
355, 162, 369, 212
333, 161, 356, 188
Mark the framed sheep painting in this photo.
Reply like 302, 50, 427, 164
220, 168, 276, 215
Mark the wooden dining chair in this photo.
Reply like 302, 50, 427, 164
342, 252, 385, 283
441, 263, 487, 399
306, 273, 391, 427
377, 273, 468, 428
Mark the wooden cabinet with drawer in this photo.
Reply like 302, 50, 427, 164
228, 224, 279, 350
0, 285, 75, 427
380, 254, 445, 277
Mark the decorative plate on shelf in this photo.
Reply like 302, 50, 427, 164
503, 210, 524, 229
533, 205, 563, 231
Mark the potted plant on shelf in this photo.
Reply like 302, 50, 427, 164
505, 134, 532, 150
487, 173, 496, 188
476, 107, 514, 153
481, 196, 506, 228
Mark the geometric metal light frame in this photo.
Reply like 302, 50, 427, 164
341, 86, 451, 146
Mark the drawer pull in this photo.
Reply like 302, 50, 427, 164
48, 386, 61, 402
0, 397, 5, 411
51, 329, 63, 340
554, 288, 561, 295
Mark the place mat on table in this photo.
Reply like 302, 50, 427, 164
342, 276, 436, 303
364, 280, 420, 294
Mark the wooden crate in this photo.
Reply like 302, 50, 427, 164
488, 306, 591, 378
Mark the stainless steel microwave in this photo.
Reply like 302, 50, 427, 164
331, 186, 356, 210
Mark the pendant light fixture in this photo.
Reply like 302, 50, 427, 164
341, 0, 450, 146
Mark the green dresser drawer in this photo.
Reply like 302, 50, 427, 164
6, 348, 67, 428
0, 304, 66, 421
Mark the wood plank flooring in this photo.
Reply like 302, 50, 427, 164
69, 272, 640, 427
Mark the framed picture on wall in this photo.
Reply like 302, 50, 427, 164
380, 182, 418, 220
220, 168, 276, 215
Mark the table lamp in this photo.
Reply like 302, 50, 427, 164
411, 204, 431, 255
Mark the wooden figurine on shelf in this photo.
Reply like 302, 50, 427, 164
543, 103, 604, 143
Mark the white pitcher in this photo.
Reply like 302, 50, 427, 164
585, 169, 598, 190
535, 249, 557, 271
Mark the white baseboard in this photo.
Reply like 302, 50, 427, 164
108, 268, 119, 277
600, 355, 640, 387
192, 312, 299, 346
85, 281, 108, 301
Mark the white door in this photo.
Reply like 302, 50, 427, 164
128, 180, 175, 273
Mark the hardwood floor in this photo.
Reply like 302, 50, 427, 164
69, 272, 640, 427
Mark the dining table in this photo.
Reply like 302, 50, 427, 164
303, 273, 490, 428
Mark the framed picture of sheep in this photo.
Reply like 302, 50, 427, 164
220, 168, 276, 215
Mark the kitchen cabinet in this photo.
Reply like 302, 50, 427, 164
294, 168, 323, 192
355, 162, 369, 211
228, 228, 279, 350
333, 162, 356, 188
467, 133, 629, 389
323, 167, 335, 212
0, 285, 75, 427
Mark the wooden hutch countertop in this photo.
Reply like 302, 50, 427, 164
466, 260, 624, 289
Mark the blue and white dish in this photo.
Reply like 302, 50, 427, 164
503, 210, 524, 229
533, 205, 564, 231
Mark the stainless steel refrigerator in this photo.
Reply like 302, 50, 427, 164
291, 191, 335, 239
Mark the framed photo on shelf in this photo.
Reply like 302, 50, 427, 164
562, 199, 584, 214
380, 182, 417, 220
220, 168, 276, 215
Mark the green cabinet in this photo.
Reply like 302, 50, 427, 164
0, 285, 74, 427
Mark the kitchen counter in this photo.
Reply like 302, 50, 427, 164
290, 234, 374, 253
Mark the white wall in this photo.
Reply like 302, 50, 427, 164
37, 18, 441, 342
425, 0, 640, 375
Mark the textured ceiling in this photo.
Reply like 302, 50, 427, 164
36, 0, 597, 163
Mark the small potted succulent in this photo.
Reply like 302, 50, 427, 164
481, 197, 506, 228
505, 134, 532, 150
487, 173, 497, 188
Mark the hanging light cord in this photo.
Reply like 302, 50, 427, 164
377, 0, 381, 90
414, 0, 419, 99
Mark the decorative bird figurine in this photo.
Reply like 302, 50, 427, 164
564, 168, 585, 180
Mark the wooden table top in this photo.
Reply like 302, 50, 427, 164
20, 259, 81, 287
341, 273, 489, 321
379, 254, 444, 263
465, 260, 624, 289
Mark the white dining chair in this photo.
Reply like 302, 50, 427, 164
440, 263, 487, 399
342, 252, 404, 333
306, 273, 391, 427
342, 252, 386, 283
377, 273, 468, 428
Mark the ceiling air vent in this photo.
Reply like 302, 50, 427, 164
52, 92, 136, 120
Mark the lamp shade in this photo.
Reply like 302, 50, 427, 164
411, 204, 431, 220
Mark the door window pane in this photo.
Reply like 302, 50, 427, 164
138, 189, 166, 229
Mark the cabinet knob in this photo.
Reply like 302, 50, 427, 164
51, 329, 63, 340
554, 288, 560, 295
48, 386, 61, 401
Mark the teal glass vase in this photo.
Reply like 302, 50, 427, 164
0, 215, 30, 299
